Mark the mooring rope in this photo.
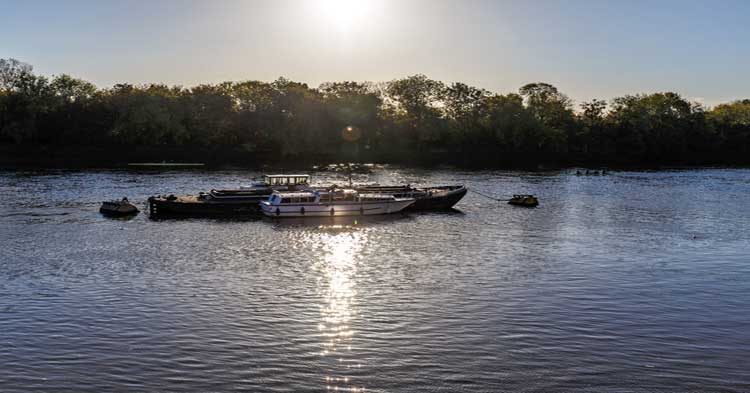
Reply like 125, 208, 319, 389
469, 189, 509, 202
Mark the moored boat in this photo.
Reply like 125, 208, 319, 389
260, 189, 415, 217
148, 173, 466, 217
508, 194, 538, 207
100, 197, 139, 216
353, 185, 467, 211
148, 174, 310, 217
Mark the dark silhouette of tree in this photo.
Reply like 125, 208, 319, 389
385, 75, 446, 147
2, 58, 749, 166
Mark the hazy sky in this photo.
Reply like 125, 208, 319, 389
2, 0, 749, 106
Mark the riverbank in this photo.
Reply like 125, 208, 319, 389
2, 145, 749, 170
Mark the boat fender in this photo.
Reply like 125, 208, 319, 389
300, 207, 305, 215
330, 208, 335, 216
275, 207, 280, 216
360, 206, 364, 215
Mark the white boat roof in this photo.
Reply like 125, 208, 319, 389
272, 191, 316, 198
264, 174, 310, 178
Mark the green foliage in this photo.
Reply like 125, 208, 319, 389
1, 58, 749, 164
708, 100, 750, 154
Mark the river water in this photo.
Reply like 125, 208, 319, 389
1, 167, 749, 392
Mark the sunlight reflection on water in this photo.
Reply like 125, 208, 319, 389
316, 227, 365, 392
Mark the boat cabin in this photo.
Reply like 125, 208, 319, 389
241, 174, 311, 191
266, 189, 397, 205
268, 191, 317, 205
263, 174, 310, 186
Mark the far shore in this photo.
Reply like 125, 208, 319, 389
2, 145, 748, 170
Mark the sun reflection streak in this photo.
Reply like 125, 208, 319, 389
316, 229, 366, 392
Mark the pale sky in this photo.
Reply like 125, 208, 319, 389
2, 0, 749, 107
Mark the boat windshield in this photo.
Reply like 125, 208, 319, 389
359, 194, 394, 201
333, 192, 357, 202
272, 192, 316, 204
264, 175, 310, 186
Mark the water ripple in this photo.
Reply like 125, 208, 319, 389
1, 168, 749, 391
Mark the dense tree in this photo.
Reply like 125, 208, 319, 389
518, 83, 574, 152
708, 100, 750, 155
607, 93, 699, 160
577, 99, 609, 154
443, 82, 490, 146
0, 58, 34, 91
385, 75, 446, 146
2, 58, 749, 166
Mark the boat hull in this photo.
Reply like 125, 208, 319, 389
260, 199, 415, 217
410, 186, 467, 211
355, 185, 467, 211
100, 201, 139, 216
148, 195, 264, 217
148, 185, 466, 217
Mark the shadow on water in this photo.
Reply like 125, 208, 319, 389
148, 210, 451, 228
99, 213, 139, 222
418, 207, 466, 216
148, 214, 265, 223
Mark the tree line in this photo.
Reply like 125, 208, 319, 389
2, 58, 749, 166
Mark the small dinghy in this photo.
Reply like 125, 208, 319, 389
100, 197, 139, 216
508, 194, 538, 207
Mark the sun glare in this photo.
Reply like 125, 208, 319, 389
319, 0, 372, 29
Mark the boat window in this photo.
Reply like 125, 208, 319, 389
281, 198, 291, 204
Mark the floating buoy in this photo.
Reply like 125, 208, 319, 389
508, 194, 539, 207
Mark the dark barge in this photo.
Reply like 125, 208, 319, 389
148, 174, 467, 218
355, 185, 467, 211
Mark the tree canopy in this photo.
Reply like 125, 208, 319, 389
1, 58, 749, 166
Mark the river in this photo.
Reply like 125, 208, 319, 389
1, 167, 749, 392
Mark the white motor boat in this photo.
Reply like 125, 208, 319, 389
260, 189, 415, 217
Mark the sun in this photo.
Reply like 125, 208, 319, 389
318, 0, 371, 29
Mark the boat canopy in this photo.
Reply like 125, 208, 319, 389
271, 191, 316, 198
263, 174, 310, 186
